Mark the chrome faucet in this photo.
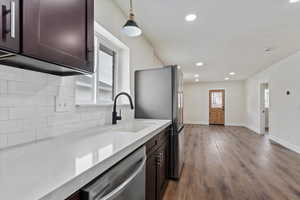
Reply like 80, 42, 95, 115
112, 92, 134, 124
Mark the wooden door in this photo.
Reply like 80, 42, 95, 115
0, 0, 20, 52
22, 0, 94, 72
209, 90, 225, 125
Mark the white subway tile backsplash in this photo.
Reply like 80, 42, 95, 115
47, 113, 81, 126
0, 65, 23, 81
81, 111, 104, 121
0, 120, 23, 134
8, 81, 47, 95
22, 70, 48, 84
47, 75, 75, 87
9, 106, 54, 119
0, 66, 133, 149
36, 127, 53, 140
0, 107, 9, 120
0, 95, 55, 107
0, 80, 7, 94
0, 65, 47, 83
0, 135, 7, 148
7, 130, 36, 147
24, 118, 48, 130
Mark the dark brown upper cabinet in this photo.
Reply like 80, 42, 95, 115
0, 0, 94, 76
0, 0, 20, 53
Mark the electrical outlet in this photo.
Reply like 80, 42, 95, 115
55, 96, 72, 112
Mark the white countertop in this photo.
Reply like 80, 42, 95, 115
0, 119, 171, 200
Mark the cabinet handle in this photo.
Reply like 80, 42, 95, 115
10, 1, 15, 39
1, 1, 15, 40
156, 153, 164, 166
1, 5, 8, 40
156, 154, 161, 166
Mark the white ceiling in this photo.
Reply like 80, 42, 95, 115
114, 0, 300, 82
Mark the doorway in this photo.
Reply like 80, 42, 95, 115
260, 83, 269, 134
209, 90, 225, 125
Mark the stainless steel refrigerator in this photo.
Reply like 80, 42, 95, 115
135, 65, 184, 179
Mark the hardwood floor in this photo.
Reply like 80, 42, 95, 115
163, 125, 300, 200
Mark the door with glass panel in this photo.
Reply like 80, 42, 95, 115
209, 90, 225, 125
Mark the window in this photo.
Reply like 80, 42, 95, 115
76, 36, 116, 104
97, 44, 115, 102
75, 22, 130, 106
211, 91, 223, 108
265, 88, 269, 108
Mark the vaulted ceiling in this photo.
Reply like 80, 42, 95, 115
114, 0, 300, 82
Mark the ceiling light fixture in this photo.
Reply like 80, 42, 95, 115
185, 14, 197, 22
194, 74, 199, 78
225, 77, 230, 81
289, 0, 300, 3
265, 47, 273, 52
177, 65, 181, 69
122, 0, 142, 37
196, 62, 204, 66
229, 72, 236, 75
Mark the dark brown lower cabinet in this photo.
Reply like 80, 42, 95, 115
157, 142, 169, 200
146, 129, 169, 200
146, 153, 159, 200
65, 191, 80, 200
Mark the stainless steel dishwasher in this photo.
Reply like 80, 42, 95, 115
81, 146, 146, 200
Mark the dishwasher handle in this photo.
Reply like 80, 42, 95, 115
95, 156, 146, 200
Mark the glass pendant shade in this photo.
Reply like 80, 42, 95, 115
122, 18, 142, 37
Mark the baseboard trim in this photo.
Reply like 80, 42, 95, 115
184, 121, 209, 125
225, 123, 246, 127
245, 126, 261, 135
184, 121, 247, 126
269, 135, 300, 154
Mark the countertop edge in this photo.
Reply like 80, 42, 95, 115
40, 120, 172, 200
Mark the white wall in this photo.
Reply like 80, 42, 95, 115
246, 50, 300, 153
184, 81, 246, 126
0, 0, 162, 149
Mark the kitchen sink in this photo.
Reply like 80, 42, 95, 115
113, 122, 155, 133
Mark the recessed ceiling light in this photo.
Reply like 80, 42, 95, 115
265, 48, 273, 52
229, 72, 236, 75
185, 14, 197, 22
196, 62, 204, 67
194, 74, 199, 78
289, 0, 300, 3
195, 78, 199, 82
225, 77, 230, 81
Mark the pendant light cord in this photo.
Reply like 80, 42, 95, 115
130, 0, 133, 12
129, 0, 134, 19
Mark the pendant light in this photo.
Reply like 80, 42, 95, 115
122, 0, 142, 37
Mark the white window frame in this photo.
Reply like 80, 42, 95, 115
75, 22, 130, 106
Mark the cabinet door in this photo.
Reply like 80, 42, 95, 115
157, 143, 169, 200
65, 191, 80, 200
0, 0, 19, 52
22, 0, 94, 72
146, 153, 158, 200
